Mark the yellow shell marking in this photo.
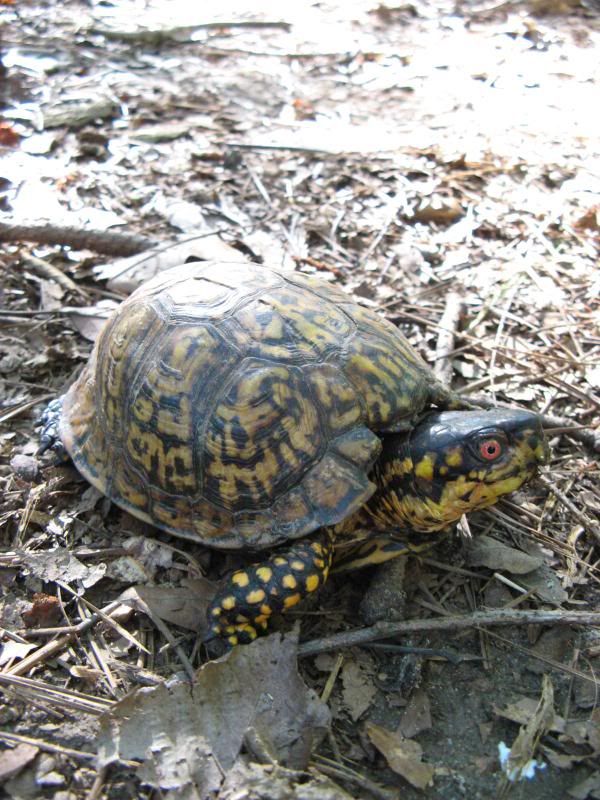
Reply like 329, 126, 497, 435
282, 575, 297, 590
220, 596, 236, 611
232, 572, 250, 588
306, 574, 320, 592
246, 589, 266, 604
290, 560, 306, 571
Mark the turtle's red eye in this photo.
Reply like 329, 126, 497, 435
480, 439, 502, 460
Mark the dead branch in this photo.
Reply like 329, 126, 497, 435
0, 221, 156, 256
434, 291, 464, 385
298, 608, 600, 658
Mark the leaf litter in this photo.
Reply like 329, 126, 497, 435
0, 0, 599, 798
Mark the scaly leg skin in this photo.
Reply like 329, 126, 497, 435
37, 396, 68, 460
206, 529, 334, 648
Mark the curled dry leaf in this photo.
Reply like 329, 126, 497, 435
365, 721, 435, 790
97, 630, 330, 798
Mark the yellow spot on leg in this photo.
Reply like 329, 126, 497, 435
256, 566, 273, 583
283, 593, 302, 608
221, 596, 236, 611
282, 574, 297, 590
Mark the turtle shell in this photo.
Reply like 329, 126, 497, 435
60, 261, 444, 549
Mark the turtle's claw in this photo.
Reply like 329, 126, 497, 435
37, 397, 68, 460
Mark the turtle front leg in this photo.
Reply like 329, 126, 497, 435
206, 529, 334, 647
37, 396, 68, 460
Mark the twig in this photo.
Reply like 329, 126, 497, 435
21, 254, 87, 297
538, 474, 600, 545
0, 731, 96, 762
0, 674, 112, 715
297, 609, 600, 658
0, 221, 156, 256
434, 292, 463, 385
313, 757, 397, 800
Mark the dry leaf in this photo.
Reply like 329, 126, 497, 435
123, 578, 216, 635
97, 630, 330, 797
466, 535, 544, 574
0, 744, 39, 782
97, 235, 247, 293
341, 659, 377, 722
366, 721, 435, 790
398, 688, 432, 739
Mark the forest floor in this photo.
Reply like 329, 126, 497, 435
1, 1, 599, 798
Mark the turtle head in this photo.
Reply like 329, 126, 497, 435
378, 408, 549, 533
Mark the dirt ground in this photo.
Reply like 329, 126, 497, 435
1, 1, 599, 798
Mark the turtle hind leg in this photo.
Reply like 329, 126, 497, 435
37, 396, 68, 460
205, 529, 334, 648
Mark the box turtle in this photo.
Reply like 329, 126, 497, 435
39, 260, 549, 646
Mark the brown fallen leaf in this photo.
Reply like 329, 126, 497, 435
398, 688, 432, 739
466, 535, 544, 574
21, 593, 62, 629
123, 578, 216, 634
365, 721, 435, 790
0, 743, 38, 782
410, 196, 464, 225
97, 629, 330, 798
341, 658, 377, 722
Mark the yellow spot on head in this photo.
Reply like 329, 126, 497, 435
246, 589, 266, 604
256, 566, 273, 583
445, 448, 463, 468
232, 572, 250, 587
221, 596, 236, 611
415, 454, 435, 481
283, 592, 302, 609
290, 560, 306, 571
282, 574, 297, 590
306, 574, 320, 593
